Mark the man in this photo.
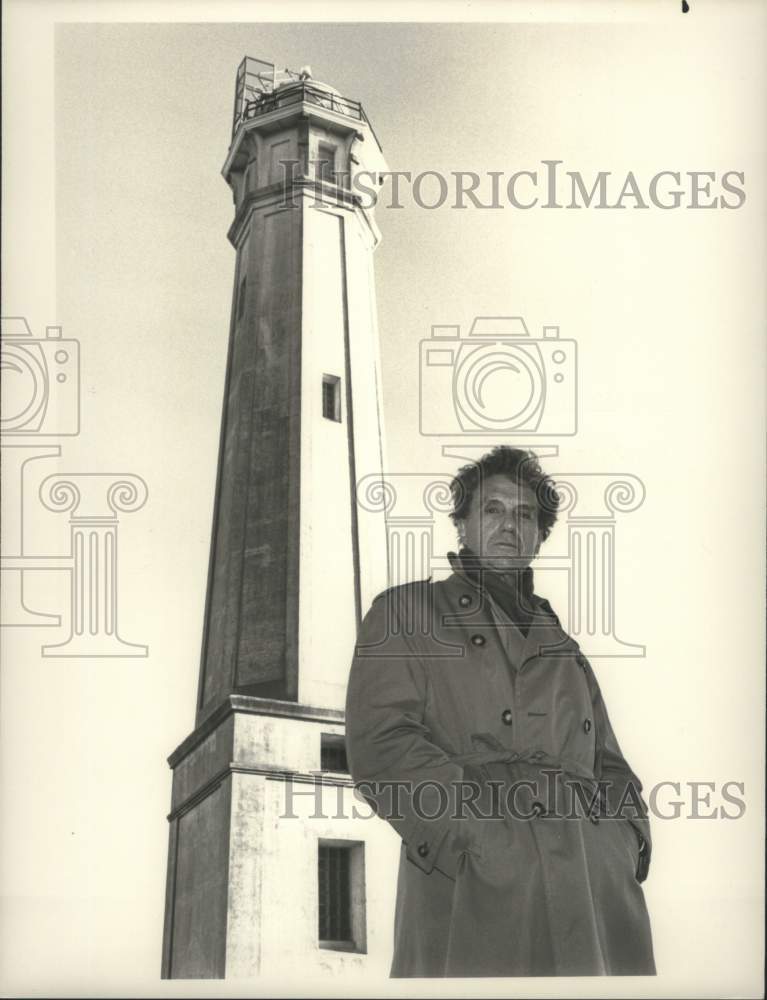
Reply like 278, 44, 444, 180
345, 446, 655, 977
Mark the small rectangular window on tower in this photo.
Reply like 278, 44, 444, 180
316, 142, 337, 185
321, 733, 349, 773
318, 840, 366, 953
322, 374, 342, 422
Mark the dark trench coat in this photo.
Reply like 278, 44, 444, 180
345, 560, 655, 978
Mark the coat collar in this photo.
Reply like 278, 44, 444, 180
447, 548, 536, 615
443, 551, 577, 665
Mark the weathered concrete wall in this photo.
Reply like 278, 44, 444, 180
198, 197, 303, 713
256, 774, 399, 980
299, 203, 361, 710
170, 712, 235, 814
164, 704, 400, 979
167, 779, 231, 978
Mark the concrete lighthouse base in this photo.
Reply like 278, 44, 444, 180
161, 695, 399, 979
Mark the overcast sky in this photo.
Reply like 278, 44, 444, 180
2, 10, 765, 996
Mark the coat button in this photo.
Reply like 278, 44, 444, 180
417, 841, 429, 857
589, 813, 600, 825
471, 634, 486, 647
576, 653, 587, 670
459, 595, 472, 607
531, 801, 546, 817
583, 718, 592, 733
501, 709, 513, 726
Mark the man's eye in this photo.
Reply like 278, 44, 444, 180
485, 502, 503, 514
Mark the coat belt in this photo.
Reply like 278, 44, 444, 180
448, 737, 598, 784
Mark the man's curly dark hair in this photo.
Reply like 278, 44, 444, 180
449, 446, 560, 542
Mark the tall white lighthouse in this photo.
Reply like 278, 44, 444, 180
162, 59, 397, 980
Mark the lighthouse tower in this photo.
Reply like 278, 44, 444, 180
161, 60, 397, 979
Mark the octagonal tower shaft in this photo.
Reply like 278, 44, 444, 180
196, 77, 389, 722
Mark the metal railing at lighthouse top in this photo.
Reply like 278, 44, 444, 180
230, 56, 382, 152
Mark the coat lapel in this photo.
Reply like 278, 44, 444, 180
439, 564, 513, 667
519, 601, 577, 665
441, 555, 576, 669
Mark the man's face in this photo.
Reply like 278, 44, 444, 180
458, 474, 541, 572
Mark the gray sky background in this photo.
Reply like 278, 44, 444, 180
2, 9, 765, 996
